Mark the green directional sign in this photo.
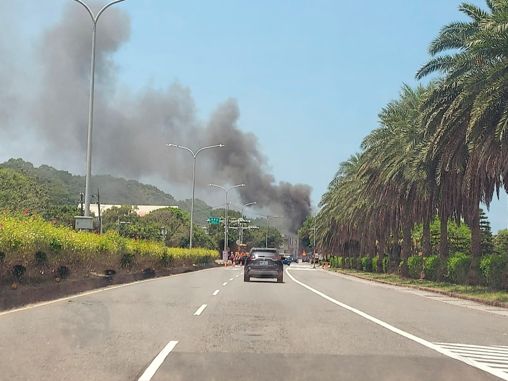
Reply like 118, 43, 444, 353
207, 217, 221, 225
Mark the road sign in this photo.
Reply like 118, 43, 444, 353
207, 217, 221, 225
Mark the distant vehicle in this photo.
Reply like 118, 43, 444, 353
244, 248, 283, 283
281, 256, 291, 266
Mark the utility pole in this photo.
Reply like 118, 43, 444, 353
97, 188, 102, 234
80, 193, 85, 216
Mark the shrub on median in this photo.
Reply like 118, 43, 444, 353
372, 257, 378, 272
423, 255, 440, 281
447, 252, 471, 284
407, 256, 424, 279
480, 254, 508, 289
330, 256, 337, 268
330, 256, 343, 268
344, 257, 350, 269
360, 256, 372, 272
382, 257, 389, 273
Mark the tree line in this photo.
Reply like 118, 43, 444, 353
314, 1, 508, 284
0, 160, 284, 251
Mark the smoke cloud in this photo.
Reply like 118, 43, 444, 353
2, 2, 311, 232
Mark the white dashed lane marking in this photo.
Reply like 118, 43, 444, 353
138, 340, 178, 381
193, 304, 207, 316
222, 282, 228, 286
212, 289, 220, 296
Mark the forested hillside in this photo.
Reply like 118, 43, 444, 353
0, 158, 177, 206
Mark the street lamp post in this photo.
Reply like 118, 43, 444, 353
209, 183, 246, 259
72, 0, 126, 218
241, 202, 257, 217
166, 143, 224, 248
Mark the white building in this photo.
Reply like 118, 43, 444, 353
84, 204, 179, 217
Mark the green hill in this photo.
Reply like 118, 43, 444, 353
0, 158, 177, 206
0, 167, 50, 213
176, 198, 214, 226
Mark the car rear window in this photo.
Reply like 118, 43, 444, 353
251, 250, 279, 258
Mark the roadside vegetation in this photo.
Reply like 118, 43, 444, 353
0, 159, 285, 251
329, 268, 508, 305
309, 1, 508, 291
0, 213, 217, 286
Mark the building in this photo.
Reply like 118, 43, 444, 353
83, 204, 179, 217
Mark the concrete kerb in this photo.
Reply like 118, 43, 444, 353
325, 268, 508, 309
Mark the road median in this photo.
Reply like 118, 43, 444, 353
328, 268, 508, 309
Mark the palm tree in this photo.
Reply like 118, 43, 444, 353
359, 85, 432, 276
416, 1, 508, 283
317, 85, 431, 277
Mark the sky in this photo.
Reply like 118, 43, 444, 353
1, 0, 507, 232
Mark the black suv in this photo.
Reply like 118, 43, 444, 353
244, 248, 283, 283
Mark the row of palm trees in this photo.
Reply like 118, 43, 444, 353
316, 1, 508, 282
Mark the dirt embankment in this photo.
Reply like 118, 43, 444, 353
0, 264, 215, 311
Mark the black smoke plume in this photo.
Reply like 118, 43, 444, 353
3, 2, 311, 231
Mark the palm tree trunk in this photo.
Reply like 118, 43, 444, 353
368, 237, 376, 259
390, 229, 400, 273
468, 204, 481, 285
377, 238, 385, 273
438, 210, 449, 280
422, 215, 431, 257
400, 222, 411, 277
439, 211, 449, 258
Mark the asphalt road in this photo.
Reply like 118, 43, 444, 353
0, 263, 507, 381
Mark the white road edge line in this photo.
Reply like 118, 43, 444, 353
222, 282, 228, 286
286, 268, 508, 381
138, 340, 178, 381
212, 289, 220, 296
194, 304, 208, 316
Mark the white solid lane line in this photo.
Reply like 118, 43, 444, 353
286, 268, 508, 381
222, 282, 228, 286
193, 304, 207, 316
212, 289, 220, 296
138, 340, 178, 381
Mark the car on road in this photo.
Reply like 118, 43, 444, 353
244, 248, 283, 283
281, 256, 292, 265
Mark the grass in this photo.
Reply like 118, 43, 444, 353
331, 268, 508, 305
